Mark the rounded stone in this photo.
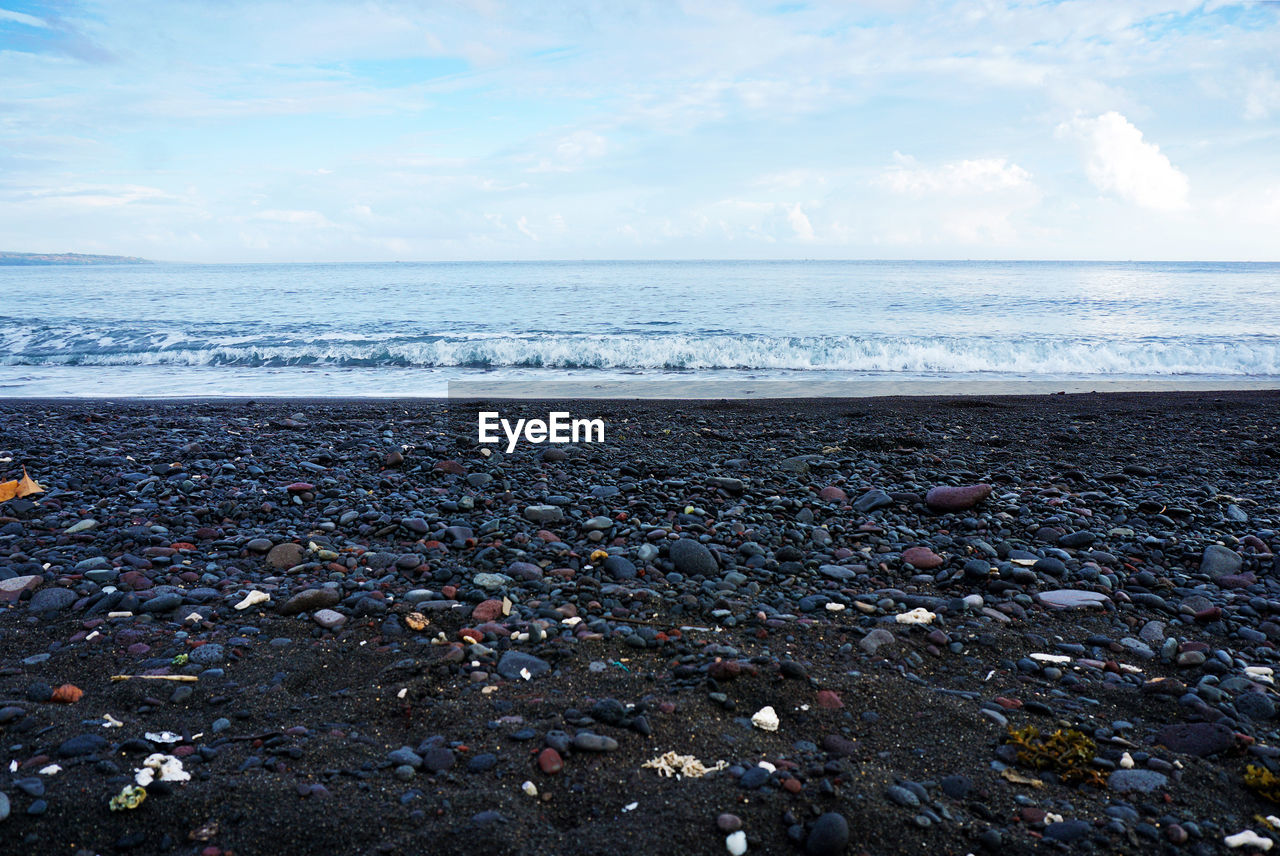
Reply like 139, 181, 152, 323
805, 812, 849, 856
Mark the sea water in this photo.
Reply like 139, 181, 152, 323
1, 259, 1278, 397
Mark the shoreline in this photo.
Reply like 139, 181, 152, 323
2, 391, 1280, 854
0, 384, 1277, 406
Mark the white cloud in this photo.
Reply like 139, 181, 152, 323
1060, 111, 1189, 212
0, 8, 48, 28
253, 209, 338, 228
1245, 70, 1280, 120
880, 154, 1034, 196
528, 130, 609, 173
786, 204, 814, 241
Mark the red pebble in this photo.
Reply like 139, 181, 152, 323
815, 690, 843, 709
818, 486, 847, 503
441, 585, 457, 599
782, 777, 802, 794
285, 482, 314, 493
537, 748, 563, 774
472, 599, 504, 622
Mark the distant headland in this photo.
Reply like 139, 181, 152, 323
0, 251, 151, 266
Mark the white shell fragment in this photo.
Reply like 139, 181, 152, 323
1030, 653, 1072, 664
895, 608, 936, 625
1225, 830, 1273, 850
145, 731, 182, 744
135, 753, 190, 787
726, 830, 748, 855
751, 705, 779, 731
235, 590, 270, 610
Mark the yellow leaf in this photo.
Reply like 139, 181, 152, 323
17, 468, 43, 497
1, 469, 46, 502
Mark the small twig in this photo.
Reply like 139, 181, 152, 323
110, 674, 199, 683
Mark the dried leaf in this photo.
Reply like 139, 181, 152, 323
51, 684, 84, 704
1000, 768, 1044, 787
0, 468, 45, 502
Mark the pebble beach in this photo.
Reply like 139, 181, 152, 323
2, 390, 1280, 855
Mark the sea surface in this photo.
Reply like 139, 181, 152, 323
1, 260, 1278, 397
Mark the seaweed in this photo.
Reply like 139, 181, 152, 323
1005, 725, 1107, 788
1245, 764, 1280, 803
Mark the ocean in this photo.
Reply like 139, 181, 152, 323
2, 259, 1278, 397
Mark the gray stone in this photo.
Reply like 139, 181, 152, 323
602, 555, 637, 580
523, 505, 563, 524
853, 489, 893, 513
140, 592, 184, 613
1109, 769, 1168, 793
189, 643, 226, 665
1038, 589, 1110, 609
57, 734, 108, 758
1237, 692, 1276, 721
312, 609, 347, 630
497, 650, 550, 681
859, 628, 895, 655
278, 587, 340, 616
572, 732, 618, 752
669, 539, 717, 575
1201, 544, 1242, 579
1157, 721, 1234, 756
388, 746, 422, 768
266, 542, 305, 569
805, 812, 849, 856
28, 587, 77, 614
886, 785, 920, 807
0, 792, 8, 823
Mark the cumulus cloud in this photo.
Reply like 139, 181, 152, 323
1060, 111, 1189, 212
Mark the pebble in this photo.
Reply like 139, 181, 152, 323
805, 812, 849, 856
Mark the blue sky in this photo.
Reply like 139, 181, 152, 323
1, 0, 1278, 261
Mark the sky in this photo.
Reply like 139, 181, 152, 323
1, 0, 1278, 262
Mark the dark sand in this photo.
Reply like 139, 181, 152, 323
2, 390, 1279, 855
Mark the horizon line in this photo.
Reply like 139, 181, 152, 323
15, 256, 1280, 266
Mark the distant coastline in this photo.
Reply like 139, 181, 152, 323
0, 251, 150, 266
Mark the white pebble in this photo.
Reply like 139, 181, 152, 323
1030, 653, 1072, 664
895, 607, 935, 625
1120, 752, 1134, 769
726, 830, 748, 855
1246, 666, 1275, 684
521, 780, 538, 797
751, 706, 779, 732
1225, 830, 1273, 850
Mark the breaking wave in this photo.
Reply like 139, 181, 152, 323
1, 323, 1277, 376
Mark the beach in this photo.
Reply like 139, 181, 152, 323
2, 389, 1279, 854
